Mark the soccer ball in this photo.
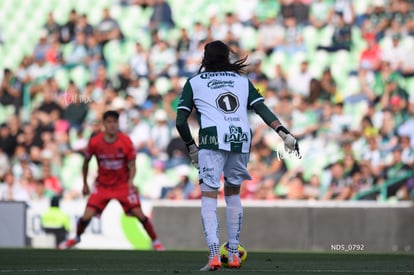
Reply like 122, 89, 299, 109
219, 241, 247, 268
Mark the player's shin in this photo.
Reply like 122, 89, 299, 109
76, 218, 91, 239
225, 194, 243, 264
139, 216, 157, 241
201, 196, 220, 258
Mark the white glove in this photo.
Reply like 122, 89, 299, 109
186, 140, 199, 169
276, 126, 302, 158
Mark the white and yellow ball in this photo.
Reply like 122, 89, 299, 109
219, 241, 247, 268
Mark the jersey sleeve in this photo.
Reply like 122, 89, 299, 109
177, 80, 194, 113
247, 80, 264, 109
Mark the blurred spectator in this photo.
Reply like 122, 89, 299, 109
328, 102, 354, 140
253, 139, 287, 185
0, 68, 22, 114
126, 76, 147, 106
378, 109, 399, 153
176, 28, 191, 76
275, 16, 306, 56
397, 100, 414, 149
45, 38, 63, 66
378, 146, 414, 200
114, 65, 133, 93
0, 148, 10, 179
287, 60, 313, 98
149, 0, 175, 31
329, 0, 355, 24
309, 0, 332, 29
149, 109, 171, 159
399, 135, 414, 167
59, 9, 78, 44
235, 0, 258, 27
291, 97, 319, 139
317, 11, 352, 52
362, 136, 385, 177
148, 40, 177, 78
276, 168, 306, 200
65, 32, 88, 68
281, 0, 310, 26
130, 42, 149, 78
145, 81, 163, 107
189, 22, 208, 51
93, 65, 112, 92
359, 33, 383, 72
213, 12, 244, 41
32, 178, 55, 200
319, 68, 337, 101
361, 0, 391, 41
163, 165, 194, 199
0, 171, 30, 202
267, 64, 288, 95
75, 14, 94, 38
381, 33, 406, 71
256, 16, 285, 56
349, 162, 376, 199
165, 130, 190, 169
42, 163, 63, 196
62, 83, 88, 130
43, 12, 61, 41
322, 161, 352, 200
304, 174, 321, 200
85, 34, 103, 79
96, 8, 124, 50
246, 59, 268, 91
141, 160, 171, 199
129, 109, 151, 155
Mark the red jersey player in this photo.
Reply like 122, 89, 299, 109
58, 110, 164, 250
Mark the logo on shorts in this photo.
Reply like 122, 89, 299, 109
224, 126, 248, 143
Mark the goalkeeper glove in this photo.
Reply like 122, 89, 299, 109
275, 125, 302, 158
186, 140, 199, 169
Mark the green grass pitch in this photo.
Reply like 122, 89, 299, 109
0, 249, 413, 274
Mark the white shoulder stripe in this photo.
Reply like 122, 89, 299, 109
250, 97, 264, 106
177, 106, 192, 112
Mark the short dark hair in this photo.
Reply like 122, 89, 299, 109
51, 196, 60, 207
103, 110, 120, 121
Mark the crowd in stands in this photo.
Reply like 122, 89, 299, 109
0, 0, 414, 203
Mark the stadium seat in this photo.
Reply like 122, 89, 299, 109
54, 68, 70, 90
240, 26, 258, 51
302, 25, 319, 51
70, 65, 91, 89
155, 77, 172, 95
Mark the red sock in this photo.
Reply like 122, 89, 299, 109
141, 217, 157, 241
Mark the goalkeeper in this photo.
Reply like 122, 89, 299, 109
176, 40, 300, 271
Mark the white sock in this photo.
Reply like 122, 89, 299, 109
201, 196, 219, 257
225, 194, 242, 255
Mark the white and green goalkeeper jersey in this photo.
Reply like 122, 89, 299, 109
177, 71, 264, 153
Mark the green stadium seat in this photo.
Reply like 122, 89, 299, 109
303, 25, 319, 51
54, 68, 70, 89
155, 77, 172, 95
240, 26, 258, 51
70, 65, 91, 88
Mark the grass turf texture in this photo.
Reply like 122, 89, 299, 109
0, 249, 413, 274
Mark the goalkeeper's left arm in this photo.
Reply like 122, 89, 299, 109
252, 101, 301, 156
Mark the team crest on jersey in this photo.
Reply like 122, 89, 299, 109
224, 126, 248, 143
